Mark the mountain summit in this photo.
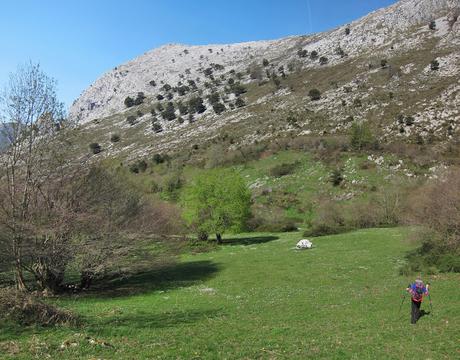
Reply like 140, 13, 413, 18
69, 0, 459, 157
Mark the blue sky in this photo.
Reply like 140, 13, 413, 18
0, 0, 397, 109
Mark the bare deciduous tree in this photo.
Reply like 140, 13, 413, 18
0, 62, 66, 290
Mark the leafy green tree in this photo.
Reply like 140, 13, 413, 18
308, 88, 321, 101
161, 102, 176, 120
89, 142, 101, 154
181, 169, 251, 243
212, 102, 226, 114
188, 96, 206, 114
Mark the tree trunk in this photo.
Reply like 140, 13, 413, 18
79, 271, 94, 290
13, 238, 27, 291
198, 231, 209, 242
216, 233, 222, 244
14, 262, 27, 291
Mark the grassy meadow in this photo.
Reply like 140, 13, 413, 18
1, 228, 458, 359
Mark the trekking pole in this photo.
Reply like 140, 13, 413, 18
398, 292, 407, 315
428, 293, 433, 315
427, 283, 433, 315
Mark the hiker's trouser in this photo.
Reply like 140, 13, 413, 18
411, 299, 421, 324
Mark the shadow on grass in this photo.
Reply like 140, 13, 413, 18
98, 308, 224, 331
86, 260, 221, 298
419, 310, 431, 319
222, 235, 279, 246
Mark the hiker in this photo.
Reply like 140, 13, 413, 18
406, 278, 429, 324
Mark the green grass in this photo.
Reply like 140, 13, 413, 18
1, 228, 459, 359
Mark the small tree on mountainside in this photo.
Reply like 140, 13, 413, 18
319, 56, 329, 65
213, 102, 226, 115
297, 49, 308, 58
134, 92, 145, 106
89, 142, 102, 154
181, 169, 251, 243
308, 88, 321, 101
430, 59, 440, 71
429, 20, 436, 30
235, 97, 246, 108
110, 133, 120, 143
124, 96, 134, 108
310, 51, 319, 60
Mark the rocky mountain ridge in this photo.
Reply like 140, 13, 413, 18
69, 0, 460, 159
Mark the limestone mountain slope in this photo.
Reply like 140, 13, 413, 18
69, 0, 460, 159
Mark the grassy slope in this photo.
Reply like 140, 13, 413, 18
119, 149, 422, 224
1, 228, 458, 359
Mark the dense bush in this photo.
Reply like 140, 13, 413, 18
310, 51, 319, 60
404, 169, 460, 273
429, 20, 436, 30
0, 288, 78, 326
129, 160, 148, 174
345, 27, 351, 35
153, 153, 167, 164
380, 59, 388, 68
248, 216, 298, 233
269, 162, 298, 177
319, 56, 328, 65
304, 201, 347, 237
262, 58, 270, 67
304, 192, 402, 237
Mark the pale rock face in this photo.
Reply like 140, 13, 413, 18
70, 0, 460, 125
